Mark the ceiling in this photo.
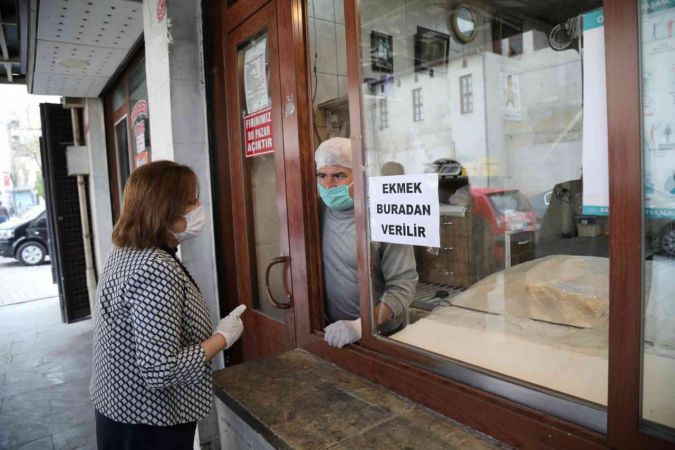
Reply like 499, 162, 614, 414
0, 0, 27, 85
30, 0, 143, 97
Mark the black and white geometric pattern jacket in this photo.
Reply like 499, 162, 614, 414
90, 246, 213, 426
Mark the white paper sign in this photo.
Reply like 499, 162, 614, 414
244, 38, 270, 114
369, 174, 440, 247
581, 9, 609, 216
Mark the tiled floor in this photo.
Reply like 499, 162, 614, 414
0, 258, 58, 307
0, 297, 95, 450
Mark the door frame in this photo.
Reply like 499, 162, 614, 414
221, 0, 306, 361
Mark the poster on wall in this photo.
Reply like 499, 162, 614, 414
244, 38, 270, 114
244, 107, 274, 158
369, 174, 440, 248
641, 0, 675, 219
131, 99, 151, 167
500, 69, 521, 121
581, 8, 609, 216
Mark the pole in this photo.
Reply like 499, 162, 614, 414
70, 107, 97, 316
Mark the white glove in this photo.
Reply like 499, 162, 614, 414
214, 305, 246, 349
324, 318, 362, 348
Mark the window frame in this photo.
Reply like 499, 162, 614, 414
103, 45, 146, 221
460, 74, 473, 114
296, 0, 675, 449
378, 98, 389, 129
412, 87, 423, 121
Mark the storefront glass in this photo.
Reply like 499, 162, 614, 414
235, 30, 287, 323
357, 0, 611, 410
639, 0, 675, 435
128, 61, 151, 167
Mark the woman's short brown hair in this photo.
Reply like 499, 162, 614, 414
112, 161, 198, 249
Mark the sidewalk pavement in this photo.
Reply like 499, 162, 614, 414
0, 298, 95, 450
0, 258, 59, 307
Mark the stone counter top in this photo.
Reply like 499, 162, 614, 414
212, 350, 508, 450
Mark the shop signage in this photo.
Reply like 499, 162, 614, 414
243, 107, 274, 158
2, 172, 12, 189
156, 0, 167, 21
244, 37, 270, 114
134, 122, 145, 154
582, 8, 609, 216
369, 173, 440, 247
131, 100, 150, 167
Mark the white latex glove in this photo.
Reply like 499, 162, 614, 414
214, 305, 246, 349
324, 318, 362, 348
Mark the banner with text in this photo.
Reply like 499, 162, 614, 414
369, 174, 440, 247
244, 107, 274, 158
581, 8, 609, 216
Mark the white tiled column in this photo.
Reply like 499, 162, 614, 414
143, 2, 223, 448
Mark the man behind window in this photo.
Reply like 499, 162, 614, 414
315, 137, 417, 348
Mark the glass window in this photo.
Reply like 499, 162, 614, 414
379, 98, 389, 129
358, 0, 608, 424
460, 75, 473, 114
114, 118, 131, 193
640, 0, 675, 436
412, 88, 423, 122
235, 31, 287, 322
128, 61, 152, 167
112, 82, 126, 111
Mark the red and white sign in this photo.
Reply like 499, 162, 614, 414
156, 0, 167, 21
136, 151, 149, 167
134, 121, 145, 154
2, 173, 12, 189
131, 100, 148, 124
244, 107, 274, 158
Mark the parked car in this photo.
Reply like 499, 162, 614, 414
0, 205, 50, 266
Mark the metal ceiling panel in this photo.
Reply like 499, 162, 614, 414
31, 0, 142, 96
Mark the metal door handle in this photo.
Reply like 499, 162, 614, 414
264, 256, 293, 309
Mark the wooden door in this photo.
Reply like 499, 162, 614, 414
224, 1, 297, 360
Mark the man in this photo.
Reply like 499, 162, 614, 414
315, 137, 417, 348
0, 201, 9, 224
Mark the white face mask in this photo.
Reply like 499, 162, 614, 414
170, 204, 206, 243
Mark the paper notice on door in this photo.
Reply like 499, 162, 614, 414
244, 38, 270, 114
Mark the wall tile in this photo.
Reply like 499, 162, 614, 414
313, 0, 335, 22
336, 24, 347, 76
334, 0, 344, 24
312, 19, 338, 75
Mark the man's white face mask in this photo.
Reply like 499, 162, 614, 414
171, 204, 206, 243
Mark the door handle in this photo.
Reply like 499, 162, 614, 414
264, 256, 293, 309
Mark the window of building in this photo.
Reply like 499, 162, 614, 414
354, 0, 616, 431
460, 75, 473, 114
379, 98, 389, 129
412, 88, 423, 122
104, 49, 151, 218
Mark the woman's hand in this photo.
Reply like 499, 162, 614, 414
201, 305, 246, 361
214, 305, 246, 349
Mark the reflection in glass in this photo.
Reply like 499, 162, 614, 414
114, 118, 130, 195
640, 0, 675, 434
359, 0, 609, 411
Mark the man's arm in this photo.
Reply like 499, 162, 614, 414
378, 243, 418, 323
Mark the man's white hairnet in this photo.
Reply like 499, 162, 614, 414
315, 137, 352, 170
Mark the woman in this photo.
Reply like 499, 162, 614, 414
90, 161, 244, 450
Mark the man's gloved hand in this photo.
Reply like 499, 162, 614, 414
324, 318, 362, 348
214, 305, 246, 349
